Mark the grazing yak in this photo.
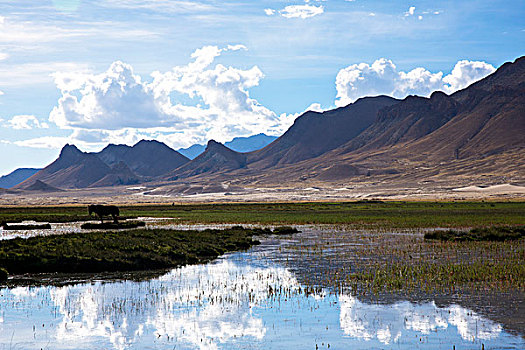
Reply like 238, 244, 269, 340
88, 204, 120, 223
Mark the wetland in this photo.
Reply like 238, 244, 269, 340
0, 201, 523, 349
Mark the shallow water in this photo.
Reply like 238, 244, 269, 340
0, 225, 523, 349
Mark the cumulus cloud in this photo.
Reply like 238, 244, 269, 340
48, 45, 289, 148
264, 8, 275, 16
442, 60, 496, 92
5, 115, 49, 129
279, 5, 324, 19
405, 6, 416, 16
335, 58, 495, 106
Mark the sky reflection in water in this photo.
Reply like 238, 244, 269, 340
0, 251, 523, 350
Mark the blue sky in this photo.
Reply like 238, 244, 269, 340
0, 0, 523, 175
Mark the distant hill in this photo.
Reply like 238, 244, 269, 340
177, 144, 206, 160
226, 133, 278, 153
178, 133, 278, 159
0, 168, 41, 189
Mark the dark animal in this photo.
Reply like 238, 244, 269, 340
88, 205, 120, 223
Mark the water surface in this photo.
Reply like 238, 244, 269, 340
0, 225, 523, 349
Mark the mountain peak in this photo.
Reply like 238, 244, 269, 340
59, 144, 82, 157
206, 139, 223, 149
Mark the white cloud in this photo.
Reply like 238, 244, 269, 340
0, 52, 7, 61
443, 60, 496, 92
48, 45, 288, 148
14, 136, 70, 149
335, 58, 496, 106
0, 90, 4, 96
279, 5, 324, 19
264, 8, 275, 16
405, 6, 416, 16
5, 115, 49, 129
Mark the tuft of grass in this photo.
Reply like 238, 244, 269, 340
424, 226, 524, 242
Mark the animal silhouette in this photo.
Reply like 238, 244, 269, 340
88, 204, 120, 223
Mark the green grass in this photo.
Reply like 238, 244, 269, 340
0, 227, 264, 277
425, 226, 525, 242
1, 201, 524, 228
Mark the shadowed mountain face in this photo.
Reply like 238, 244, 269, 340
0, 168, 41, 189
98, 140, 189, 177
168, 140, 247, 179
247, 96, 399, 169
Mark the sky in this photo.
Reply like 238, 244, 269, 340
0, 0, 523, 175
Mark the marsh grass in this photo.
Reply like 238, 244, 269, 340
0, 227, 263, 277
276, 228, 525, 293
424, 226, 525, 242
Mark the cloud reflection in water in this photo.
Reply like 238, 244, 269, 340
0, 254, 521, 349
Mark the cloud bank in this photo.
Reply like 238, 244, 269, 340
335, 58, 495, 106
48, 45, 292, 148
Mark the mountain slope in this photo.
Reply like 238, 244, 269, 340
97, 140, 189, 177
247, 96, 399, 169
0, 168, 41, 189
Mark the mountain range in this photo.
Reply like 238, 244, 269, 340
12, 56, 525, 192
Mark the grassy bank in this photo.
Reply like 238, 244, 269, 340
1, 201, 524, 228
0, 227, 263, 278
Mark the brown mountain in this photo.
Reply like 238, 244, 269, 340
278, 56, 525, 184
247, 96, 399, 169
89, 161, 140, 188
97, 140, 189, 178
15, 145, 113, 189
167, 140, 247, 180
